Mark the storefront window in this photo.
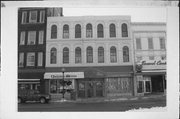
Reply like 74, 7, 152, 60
106, 77, 131, 94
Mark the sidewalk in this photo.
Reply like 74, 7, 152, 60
50, 93, 166, 103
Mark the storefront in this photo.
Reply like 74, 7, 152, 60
45, 66, 134, 100
135, 60, 166, 96
18, 79, 40, 91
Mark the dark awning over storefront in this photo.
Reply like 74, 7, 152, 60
45, 66, 133, 78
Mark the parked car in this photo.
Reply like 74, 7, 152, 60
18, 89, 51, 104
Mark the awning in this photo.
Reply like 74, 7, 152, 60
137, 70, 166, 75
18, 79, 40, 84
44, 72, 84, 79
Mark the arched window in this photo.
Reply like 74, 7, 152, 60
97, 24, 104, 38
123, 46, 129, 62
98, 47, 104, 63
110, 46, 117, 63
75, 47, 82, 63
109, 23, 116, 37
51, 25, 57, 39
50, 47, 57, 64
63, 47, 69, 64
63, 24, 69, 38
86, 23, 93, 38
86, 46, 93, 63
121, 23, 128, 37
75, 24, 81, 38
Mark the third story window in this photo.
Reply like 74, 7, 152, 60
63, 24, 69, 38
121, 23, 128, 37
28, 31, 36, 45
20, 31, 25, 45
51, 25, 57, 39
38, 30, 44, 44
26, 52, 35, 66
75, 24, 81, 38
97, 24, 104, 38
109, 23, 116, 37
86, 23, 93, 38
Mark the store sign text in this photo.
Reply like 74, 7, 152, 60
141, 61, 166, 65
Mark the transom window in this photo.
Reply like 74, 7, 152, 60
50, 48, 57, 64
110, 46, 117, 63
63, 47, 69, 64
123, 46, 129, 62
97, 24, 104, 38
29, 11, 37, 23
98, 47, 104, 63
75, 24, 81, 38
87, 46, 93, 63
86, 23, 93, 38
51, 25, 57, 39
109, 24, 116, 37
63, 24, 69, 38
75, 47, 82, 63
122, 23, 128, 37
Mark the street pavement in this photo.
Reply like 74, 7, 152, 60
18, 95, 166, 112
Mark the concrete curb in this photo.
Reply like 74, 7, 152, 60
49, 95, 166, 103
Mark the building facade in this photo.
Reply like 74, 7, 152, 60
44, 16, 134, 99
132, 22, 166, 96
18, 7, 63, 94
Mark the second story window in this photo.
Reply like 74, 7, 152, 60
75, 47, 82, 63
29, 11, 37, 23
159, 37, 166, 49
50, 48, 57, 64
39, 10, 45, 23
148, 38, 154, 49
123, 46, 129, 62
136, 38, 142, 50
63, 24, 69, 38
110, 46, 117, 63
38, 30, 44, 44
38, 52, 43, 66
86, 23, 93, 38
27, 31, 36, 45
26, 52, 35, 66
110, 24, 116, 37
51, 25, 57, 39
122, 23, 128, 37
87, 46, 93, 63
18, 52, 24, 67
75, 24, 81, 38
20, 31, 25, 45
97, 24, 104, 38
63, 47, 69, 64
98, 47, 104, 63
21, 11, 27, 24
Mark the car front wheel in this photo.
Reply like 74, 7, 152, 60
39, 97, 46, 104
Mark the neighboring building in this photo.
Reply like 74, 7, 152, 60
44, 16, 134, 100
132, 22, 166, 96
18, 7, 63, 94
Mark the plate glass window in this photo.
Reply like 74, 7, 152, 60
26, 52, 35, 66
38, 31, 44, 44
29, 11, 37, 23
28, 31, 36, 45
20, 31, 25, 45
19, 53, 24, 67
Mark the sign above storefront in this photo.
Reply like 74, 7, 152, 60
141, 60, 166, 65
44, 72, 84, 79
